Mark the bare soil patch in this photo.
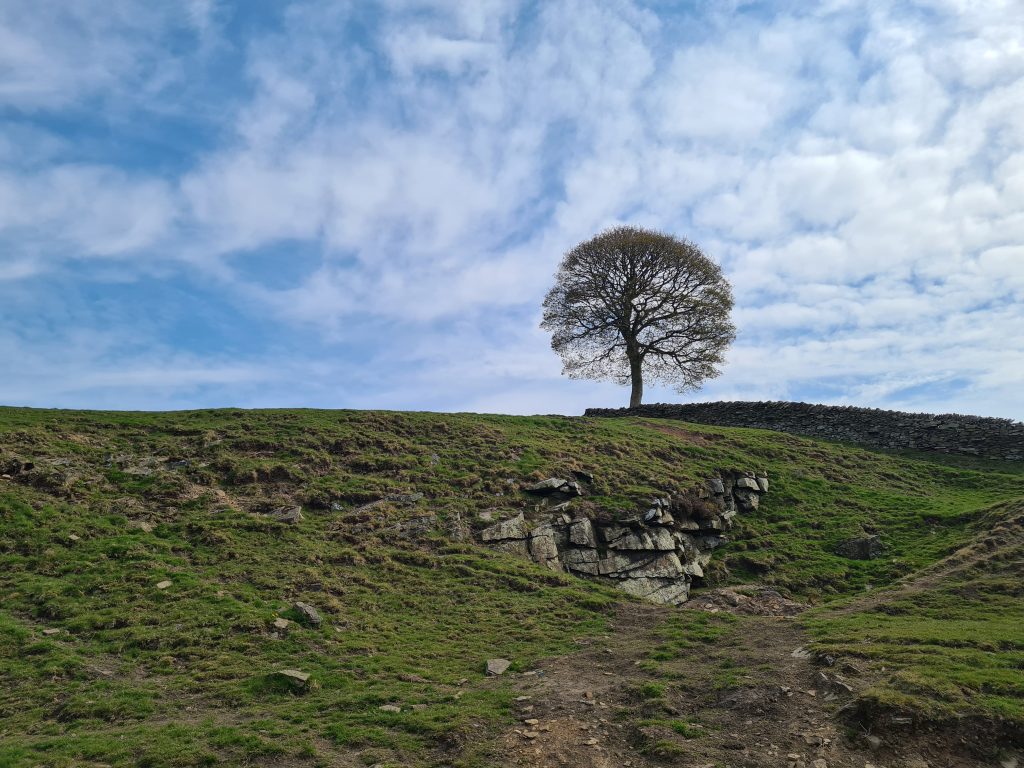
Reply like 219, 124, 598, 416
490, 595, 1006, 768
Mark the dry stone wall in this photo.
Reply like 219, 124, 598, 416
478, 471, 767, 605
584, 402, 1024, 461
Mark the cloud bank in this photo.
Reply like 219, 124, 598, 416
0, 0, 1022, 418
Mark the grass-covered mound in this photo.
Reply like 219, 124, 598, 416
0, 406, 1021, 766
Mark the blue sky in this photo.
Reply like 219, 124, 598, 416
1, 0, 1022, 418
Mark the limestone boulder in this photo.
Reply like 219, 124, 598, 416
568, 517, 596, 547
481, 513, 528, 542
528, 523, 564, 571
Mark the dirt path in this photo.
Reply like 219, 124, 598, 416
490, 588, 983, 768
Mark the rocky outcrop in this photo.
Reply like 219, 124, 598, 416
478, 471, 767, 605
584, 402, 1024, 461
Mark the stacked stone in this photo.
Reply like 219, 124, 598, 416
478, 471, 767, 605
584, 402, 1024, 461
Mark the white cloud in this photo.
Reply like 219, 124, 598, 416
1, 0, 1023, 418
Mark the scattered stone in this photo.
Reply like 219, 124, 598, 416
486, 658, 511, 676
68, 533, 81, 542
835, 534, 883, 560
272, 669, 310, 690
293, 601, 322, 626
271, 506, 304, 525
864, 734, 882, 750
525, 478, 571, 494
411, 703, 428, 711
42, 628, 61, 636
812, 760, 827, 768
156, 580, 172, 590
133, 520, 154, 533
385, 492, 424, 504
523, 718, 539, 725
523, 731, 539, 739
378, 704, 401, 713
791, 646, 813, 659
273, 618, 290, 630
399, 672, 428, 683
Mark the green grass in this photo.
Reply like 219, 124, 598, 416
805, 499, 1024, 726
0, 406, 1022, 764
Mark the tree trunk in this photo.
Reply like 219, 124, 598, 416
628, 352, 643, 408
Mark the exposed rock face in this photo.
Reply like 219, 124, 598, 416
584, 402, 1024, 461
478, 471, 767, 605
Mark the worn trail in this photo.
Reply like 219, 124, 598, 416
487, 591, 987, 768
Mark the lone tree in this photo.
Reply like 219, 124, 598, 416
542, 225, 735, 408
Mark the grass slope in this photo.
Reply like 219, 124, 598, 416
0, 407, 1021, 766
806, 498, 1024, 729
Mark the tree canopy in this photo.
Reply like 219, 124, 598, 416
541, 225, 735, 407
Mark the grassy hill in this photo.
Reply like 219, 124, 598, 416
1, 407, 1021, 767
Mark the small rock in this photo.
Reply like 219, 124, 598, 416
486, 658, 511, 676
156, 580, 172, 590
735, 476, 760, 491
273, 669, 310, 690
133, 521, 154, 533
523, 718, 539, 725
864, 734, 881, 750
68, 533, 81, 541
1000, 758, 1018, 768
834, 534, 883, 560
273, 618, 290, 630
378, 704, 401, 713
293, 601, 322, 626
523, 731, 539, 739
525, 478, 569, 494
411, 703, 427, 711
813, 760, 827, 768
272, 506, 304, 524
42, 628, 61, 636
